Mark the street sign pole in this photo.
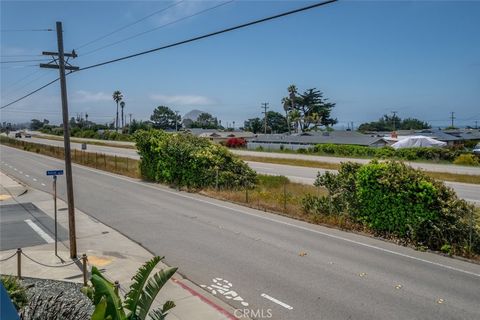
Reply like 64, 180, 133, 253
53, 175, 58, 256
46, 170, 63, 257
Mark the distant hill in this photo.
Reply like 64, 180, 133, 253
183, 109, 205, 121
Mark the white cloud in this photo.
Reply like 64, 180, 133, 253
149, 94, 214, 106
72, 90, 111, 103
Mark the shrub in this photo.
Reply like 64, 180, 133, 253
303, 160, 480, 256
1, 275, 28, 310
225, 137, 246, 148
134, 130, 256, 189
453, 154, 480, 166
311, 144, 467, 162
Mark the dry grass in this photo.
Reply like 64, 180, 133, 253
200, 175, 362, 231
1, 136, 140, 178
239, 155, 480, 185
32, 134, 135, 149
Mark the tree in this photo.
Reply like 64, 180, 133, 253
264, 111, 288, 133
128, 120, 152, 135
112, 90, 123, 131
189, 112, 219, 129
243, 118, 263, 134
30, 119, 45, 130
282, 85, 337, 132
358, 115, 431, 132
150, 106, 180, 130
401, 117, 431, 130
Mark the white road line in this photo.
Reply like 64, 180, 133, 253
19, 171, 23, 174
3, 144, 480, 278
261, 293, 293, 310
33, 178, 37, 181
24, 219, 54, 243
14, 168, 17, 171
25, 174, 29, 177
41, 183, 46, 186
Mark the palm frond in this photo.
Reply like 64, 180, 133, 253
136, 267, 178, 320
148, 301, 176, 320
91, 296, 107, 320
91, 272, 126, 319
124, 256, 163, 315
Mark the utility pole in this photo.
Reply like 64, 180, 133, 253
391, 111, 398, 131
175, 110, 180, 132
475, 120, 478, 129
40, 21, 78, 258
261, 102, 269, 134
450, 112, 455, 128
120, 101, 125, 129
129, 113, 133, 126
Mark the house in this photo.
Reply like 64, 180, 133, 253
246, 131, 389, 151
187, 129, 256, 144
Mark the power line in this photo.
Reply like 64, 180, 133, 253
1, 0, 338, 110
1, 72, 51, 99
0, 78, 59, 110
80, 0, 234, 57
0, 54, 43, 58
79, 0, 338, 72
0, 59, 49, 64
0, 28, 53, 32
1, 69, 42, 92
75, 0, 185, 50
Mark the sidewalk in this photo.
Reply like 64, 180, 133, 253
0, 171, 239, 320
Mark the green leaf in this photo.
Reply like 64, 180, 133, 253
91, 273, 126, 320
124, 256, 163, 315
148, 301, 176, 320
91, 296, 108, 320
136, 267, 177, 320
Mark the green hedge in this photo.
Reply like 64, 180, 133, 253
134, 130, 256, 189
310, 144, 469, 162
303, 161, 480, 256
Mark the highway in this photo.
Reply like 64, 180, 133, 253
10, 135, 480, 204
1, 144, 479, 320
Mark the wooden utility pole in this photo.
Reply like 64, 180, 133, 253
261, 102, 269, 134
129, 113, 133, 126
40, 21, 79, 258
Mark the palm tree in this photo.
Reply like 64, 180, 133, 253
112, 91, 123, 131
83, 256, 177, 320
120, 101, 126, 129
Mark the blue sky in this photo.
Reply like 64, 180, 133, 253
1, 0, 479, 129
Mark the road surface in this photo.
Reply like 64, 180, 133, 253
8, 135, 480, 204
1, 145, 479, 320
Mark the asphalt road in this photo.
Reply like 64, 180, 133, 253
10, 135, 480, 204
1, 145, 479, 320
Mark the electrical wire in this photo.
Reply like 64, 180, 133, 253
0, 28, 53, 32
79, 0, 338, 71
0, 78, 60, 110
1, 72, 51, 99
1, 69, 42, 92
0, 0, 338, 110
0, 59, 49, 64
75, 0, 185, 50
80, 0, 235, 57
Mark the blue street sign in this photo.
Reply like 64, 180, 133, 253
46, 170, 64, 176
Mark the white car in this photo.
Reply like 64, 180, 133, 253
473, 143, 480, 155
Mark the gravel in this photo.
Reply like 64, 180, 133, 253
18, 277, 93, 320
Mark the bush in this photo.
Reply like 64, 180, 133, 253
453, 154, 480, 166
134, 130, 256, 189
225, 137, 246, 148
311, 144, 468, 162
1, 275, 28, 310
303, 160, 480, 256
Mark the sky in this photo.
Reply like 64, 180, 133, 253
1, 0, 479, 129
